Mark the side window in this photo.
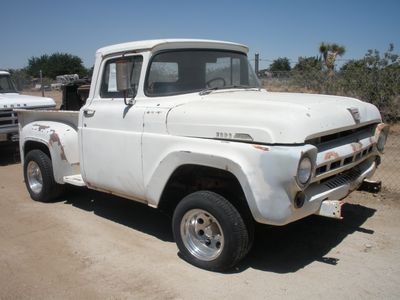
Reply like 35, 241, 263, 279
100, 55, 143, 98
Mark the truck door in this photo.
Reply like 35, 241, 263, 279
80, 55, 146, 200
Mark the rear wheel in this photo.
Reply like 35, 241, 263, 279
172, 191, 251, 271
24, 149, 64, 202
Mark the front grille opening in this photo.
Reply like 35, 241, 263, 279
355, 153, 362, 161
330, 160, 341, 170
344, 156, 353, 165
316, 165, 327, 175
0, 120, 10, 126
306, 124, 376, 148
0, 110, 18, 127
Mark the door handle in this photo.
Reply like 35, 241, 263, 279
83, 109, 96, 117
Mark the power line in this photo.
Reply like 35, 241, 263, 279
249, 57, 355, 63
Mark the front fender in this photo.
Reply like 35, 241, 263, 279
142, 138, 268, 222
142, 135, 316, 225
20, 121, 79, 183
145, 150, 250, 203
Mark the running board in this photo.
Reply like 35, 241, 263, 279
315, 200, 344, 219
63, 174, 86, 186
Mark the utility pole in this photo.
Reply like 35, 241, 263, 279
40, 70, 44, 97
255, 53, 259, 76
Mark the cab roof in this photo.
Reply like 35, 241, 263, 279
97, 39, 249, 57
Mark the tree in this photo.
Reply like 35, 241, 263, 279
339, 44, 400, 121
319, 42, 346, 71
269, 57, 291, 72
291, 56, 325, 91
292, 56, 322, 72
26, 53, 88, 79
7, 68, 31, 90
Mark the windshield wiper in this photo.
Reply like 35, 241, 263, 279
199, 87, 220, 96
0, 89, 17, 93
224, 85, 261, 90
199, 85, 260, 95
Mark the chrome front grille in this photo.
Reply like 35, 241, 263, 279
0, 110, 18, 127
310, 123, 379, 181
315, 145, 374, 176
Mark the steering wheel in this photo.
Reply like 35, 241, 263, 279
206, 77, 226, 88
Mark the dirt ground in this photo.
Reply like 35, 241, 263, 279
0, 145, 399, 299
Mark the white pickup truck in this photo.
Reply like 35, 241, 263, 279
17, 39, 388, 271
0, 71, 55, 144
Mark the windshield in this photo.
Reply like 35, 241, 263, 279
145, 50, 260, 96
0, 74, 18, 93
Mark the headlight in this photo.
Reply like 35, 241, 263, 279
377, 130, 387, 152
297, 155, 313, 186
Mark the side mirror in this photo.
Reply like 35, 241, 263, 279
115, 60, 135, 105
115, 60, 130, 92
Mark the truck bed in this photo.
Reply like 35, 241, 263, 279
16, 109, 79, 130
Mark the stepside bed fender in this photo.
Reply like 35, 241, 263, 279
20, 121, 80, 184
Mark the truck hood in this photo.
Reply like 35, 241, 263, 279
0, 93, 56, 109
166, 90, 382, 144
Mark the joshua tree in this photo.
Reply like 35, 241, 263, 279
319, 42, 346, 71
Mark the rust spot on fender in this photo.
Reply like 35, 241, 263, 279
324, 151, 339, 161
351, 142, 363, 153
49, 130, 67, 161
376, 123, 386, 132
33, 124, 50, 131
253, 145, 270, 152
374, 123, 389, 141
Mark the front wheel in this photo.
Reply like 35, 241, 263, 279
24, 149, 64, 202
172, 191, 251, 271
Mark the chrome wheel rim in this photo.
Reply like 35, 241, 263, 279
27, 161, 43, 194
180, 209, 224, 261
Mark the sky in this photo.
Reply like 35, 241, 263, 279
1, 0, 399, 70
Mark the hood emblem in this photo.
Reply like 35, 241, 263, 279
348, 107, 360, 123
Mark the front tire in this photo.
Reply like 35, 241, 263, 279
172, 191, 251, 271
24, 149, 64, 202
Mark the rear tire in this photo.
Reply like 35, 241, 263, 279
24, 149, 64, 202
172, 191, 251, 271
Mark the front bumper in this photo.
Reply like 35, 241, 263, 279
250, 152, 379, 225
297, 157, 377, 220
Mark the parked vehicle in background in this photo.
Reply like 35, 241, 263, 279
60, 78, 90, 111
56, 74, 79, 85
16, 39, 388, 271
0, 71, 56, 144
